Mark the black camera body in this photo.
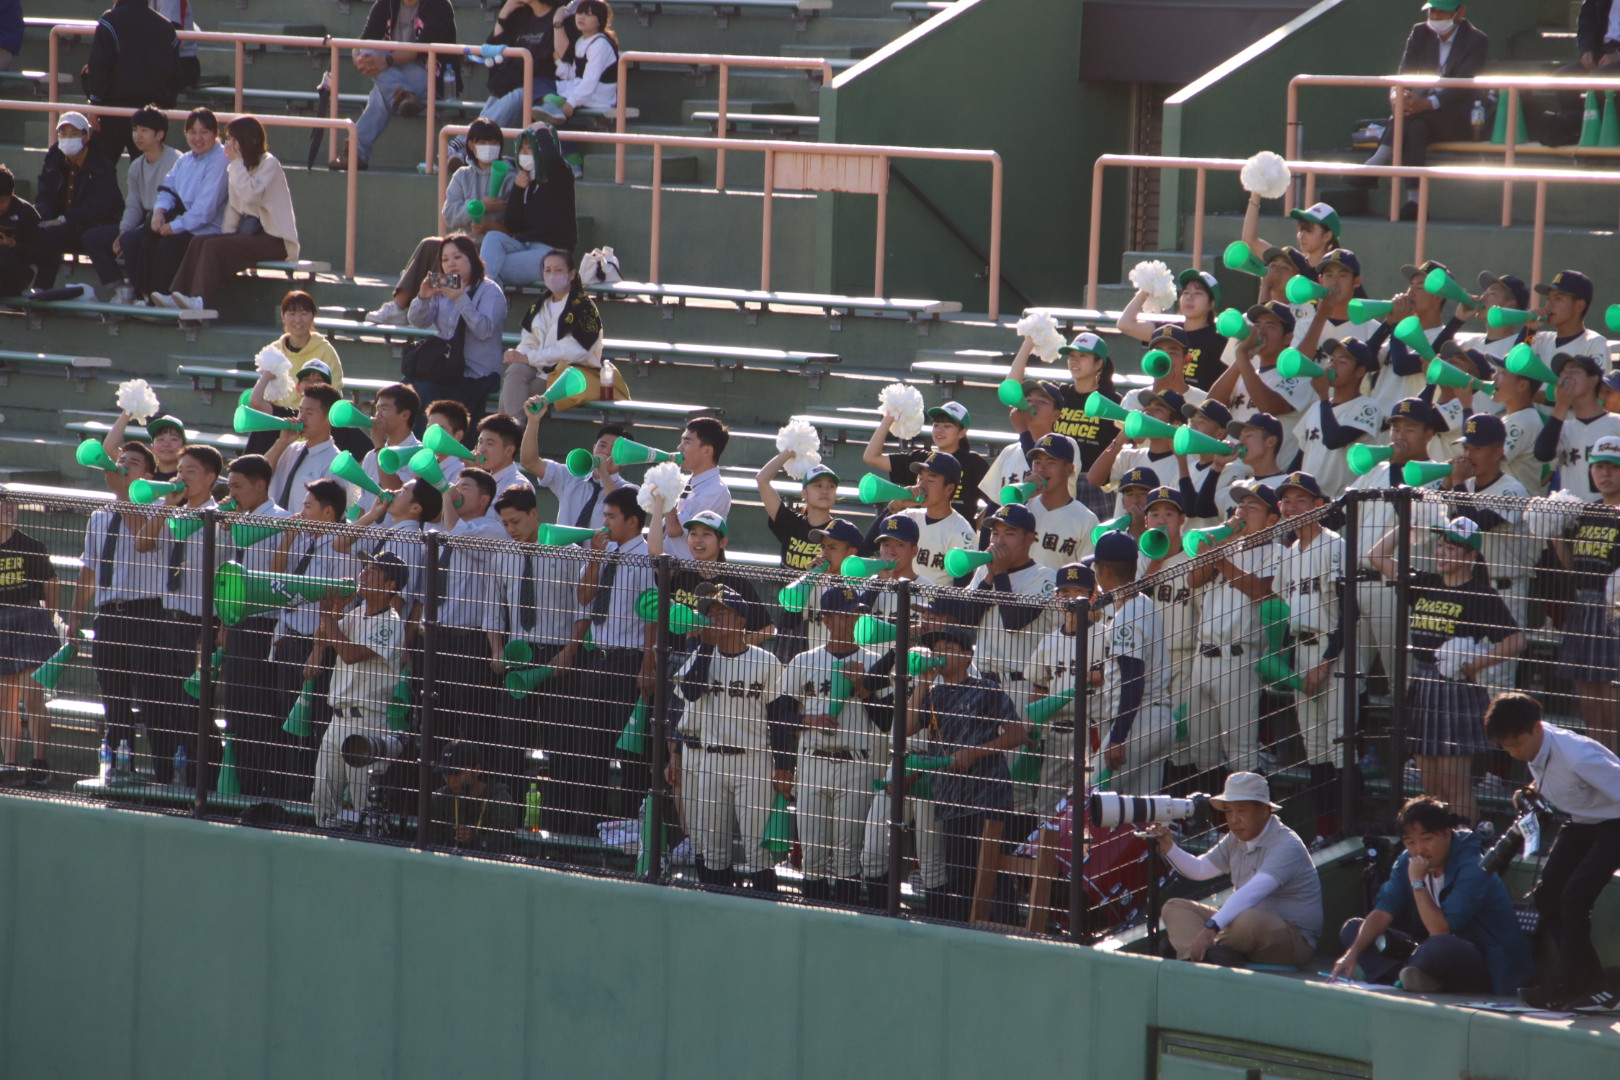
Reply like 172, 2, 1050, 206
1481, 789, 1558, 876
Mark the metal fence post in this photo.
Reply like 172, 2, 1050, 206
193, 508, 219, 818
886, 580, 912, 918
1068, 595, 1092, 943
415, 530, 442, 849
646, 554, 674, 884
1390, 489, 1413, 819
1338, 493, 1362, 832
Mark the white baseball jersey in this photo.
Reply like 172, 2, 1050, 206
1294, 395, 1383, 499
1108, 447, 1179, 517
1346, 462, 1443, 567
1138, 549, 1200, 656
1453, 330, 1522, 366
1228, 364, 1316, 469
1459, 472, 1533, 584
966, 560, 1058, 692
1195, 542, 1277, 646
1026, 494, 1099, 571
1214, 463, 1289, 516
1291, 311, 1383, 356
781, 644, 885, 757
328, 605, 404, 709
1499, 405, 1549, 496
899, 507, 979, 588
675, 644, 783, 752
1531, 327, 1611, 370
1548, 412, 1620, 502
1274, 527, 1344, 637
1369, 325, 1439, 421
1097, 591, 1169, 725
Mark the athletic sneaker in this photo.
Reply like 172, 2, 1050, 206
365, 299, 407, 325
1201, 945, 1245, 967
170, 292, 205, 311
1398, 966, 1442, 993
149, 292, 177, 308
1566, 989, 1619, 1013
1518, 983, 1573, 1010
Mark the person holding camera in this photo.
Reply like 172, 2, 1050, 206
1331, 796, 1534, 995
1153, 772, 1322, 967
1486, 691, 1620, 1012
406, 233, 511, 430
430, 740, 520, 854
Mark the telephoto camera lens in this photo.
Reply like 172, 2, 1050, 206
1481, 826, 1527, 876
1088, 792, 1209, 828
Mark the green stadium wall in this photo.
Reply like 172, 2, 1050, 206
2, 797, 1617, 1079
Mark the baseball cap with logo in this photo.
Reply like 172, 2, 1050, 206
1438, 340, 1494, 379
146, 414, 186, 439
1058, 331, 1109, 360
1316, 248, 1362, 277
986, 504, 1037, 532
1022, 379, 1066, 406
1477, 271, 1531, 311
1145, 485, 1185, 513
1056, 562, 1096, 591
1535, 269, 1595, 306
1092, 529, 1140, 563
808, 519, 865, 547
1137, 388, 1187, 422
1388, 397, 1448, 433
873, 514, 920, 545
925, 401, 971, 428
1287, 201, 1342, 238
1025, 432, 1078, 464
909, 449, 963, 482
1245, 300, 1297, 335
1148, 325, 1192, 351
681, 509, 729, 537
1119, 466, 1161, 491
1227, 412, 1284, 444
1318, 337, 1375, 370
696, 584, 757, 622
1553, 351, 1604, 377
799, 462, 841, 486
1455, 413, 1507, 447
1262, 246, 1316, 279
296, 358, 333, 381
1231, 480, 1281, 514
818, 585, 870, 614
1277, 471, 1325, 501
1399, 258, 1450, 283
1183, 398, 1234, 428
1590, 436, 1620, 465
358, 549, 410, 589
917, 594, 978, 624
1432, 516, 1483, 552
1177, 268, 1221, 307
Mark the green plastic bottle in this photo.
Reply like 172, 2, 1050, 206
523, 782, 543, 832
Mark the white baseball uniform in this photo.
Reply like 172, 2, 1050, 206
1027, 494, 1099, 571
898, 507, 979, 588
1294, 395, 1384, 500
1187, 541, 1277, 772
1544, 411, 1620, 503
315, 605, 404, 828
1228, 364, 1316, 469
1139, 549, 1200, 765
1274, 527, 1345, 766
1096, 590, 1171, 795
965, 559, 1058, 704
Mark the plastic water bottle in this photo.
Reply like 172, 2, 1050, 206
524, 782, 543, 832
98, 737, 113, 782
440, 62, 456, 103
115, 739, 133, 779
1470, 100, 1486, 142
173, 746, 188, 788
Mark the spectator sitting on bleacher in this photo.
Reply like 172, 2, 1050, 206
26, 112, 121, 295
1347, 0, 1487, 220
1116, 270, 1226, 392
501, 250, 615, 415
82, 0, 181, 160
339, 0, 460, 172
0, 164, 41, 297
166, 116, 299, 312
364, 122, 520, 327
429, 740, 519, 854
536, 0, 620, 179
82, 106, 179, 305
406, 233, 511, 428
130, 108, 226, 307
445, 0, 564, 170
484, 126, 577, 291
1536, 0, 1620, 144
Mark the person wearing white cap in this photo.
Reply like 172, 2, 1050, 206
1239, 196, 1343, 272
26, 111, 122, 294
862, 397, 989, 522
1116, 269, 1226, 392
1151, 772, 1323, 967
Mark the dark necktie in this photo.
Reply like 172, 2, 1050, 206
293, 541, 316, 577
168, 532, 187, 591
590, 553, 618, 625
98, 513, 121, 590
574, 479, 602, 529
278, 444, 309, 509
520, 552, 537, 632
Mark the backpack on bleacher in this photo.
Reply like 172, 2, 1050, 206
580, 247, 622, 285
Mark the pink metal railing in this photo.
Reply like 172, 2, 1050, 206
1084, 152, 1620, 310
438, 123, 1003, 316
611, 52, 833, 190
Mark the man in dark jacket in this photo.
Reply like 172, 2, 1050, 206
0, 163, 40, 295
1351, 0, 1488, 219
82, 0, 181, 160
340, 0, 460, 170
1542, 0, 1620, 128
28, 112, 123, 292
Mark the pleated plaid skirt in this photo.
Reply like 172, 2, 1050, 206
1405, 658, 1491, 757
1558, 588, 1620, 684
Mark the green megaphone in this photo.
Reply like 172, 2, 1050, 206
997, 378, 1029, 411
216, 733, 240, 796
1487, 306, 1537, 330
424, 424, 480, 462
761, 791, 793, 853
184, 647, 225, 699
908, 648, 946, 676
327, 400, 373, 431
406, 447, 450, 491
506, 664, 556, 699
1606, 303, 1620, 335
233, 405, 302, 434
1173, 426, 1233, 457
213, 560, 357, 626
1427, 358, 1492, 396
75, 438, 125, 474
388, 666, 412, 728
1284, 276, 1331, 304
777, 577, 814, 614
610, 437, 682, 467
1000, 480, 1042, 505
1141, 349, 1172, 379
1083, 392, 1130, 422
230, 515, 290, 550
1259, 598, 1291, 655
504, 639, 540, 669
1215, 308, 1253, 341
528, 366, 589, 413
466, 199, 486, 225
1423, 268, 1474, 306
1256, 653, 1303, 692
853, 615, 896, 646
1183, 520, 1243, 557
377, 445, 414, 474
488, 158, 511, 197
168, 513, 205, 540
633, 587, 707, 634
284, 679, 315, 737
565, 447, 603, 478
1026, 688, 1077, 728
943, 548, 994, 578
827, 665, 855, 721
1393, 316, 1437, 363
30, 631, 86, 691
1277, 348, 1327, 381
1091, 514, 1131, 544
331, 450, 391, 503
840, 555, 895, 578
1347, 443, 1395, 476
1123, 411, 1177, 440
1402, 460, 1453, 486
615, 697, 650, 755
1139, 528, 1171, 559
537, 523, 604, 546
857, 473, 921, 505
1503, 342, 1558, 387
1222, 240, 1267, 278
1347, 299, 1394, 323
129, 478, 186, 504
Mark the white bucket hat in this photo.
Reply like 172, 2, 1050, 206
1209, 771, 1281, 811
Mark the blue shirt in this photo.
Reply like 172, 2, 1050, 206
1374, 828, 1536, 995
154, 143, 228, 236
407, 278, 510, 379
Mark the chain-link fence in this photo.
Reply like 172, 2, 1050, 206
0, 478, 1593, 943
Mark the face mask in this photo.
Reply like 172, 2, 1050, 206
544, 272, 571, 295
1427, 14, 1455, 35
474, 144, 499, 164
58, 137, 85, 157
518, 153, 536, 172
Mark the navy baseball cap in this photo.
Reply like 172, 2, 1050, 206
1605, 370, 1620, 395
1148, 325, 1192, 351
809, 519, 866, 547
818, 584, 870, 614
1388, 397, 1448, 433
986, 504, 1037, 532
1318, 337, 1375, 371
1137, 389, 1187, 421
1536, 269, 1594, 306
1455, 413, 1507, 447
1026, 432, 1078, 464
1119, 466, 1161, 491
1145, 485, 1185, 513
1231, 480, 1281, 514
696, 585, 756, 623
1438, 340, 1494, 379
1399, 258, 1450, 284
1276, 471, 1325, 501
1316, 248, 1362, 277
909, 450, 963, 482
799, 463, 841, 486
1477, 271, 1530, 311
1553, 351, 1604, 377
1177, 268, 1221, 307
1055, 562, 1095, 591
1092, 530, 1140, 563
1182, 399, 1233, 428
358, 549, 409, 589
1246, 300, 1297, 335
1021, 379, 1065, 406
1262, 246, 1317, 279
917, 625, 977, 651
917, 594, 978, 625
1227, 412, 1284, 444
873, 514, 920, 545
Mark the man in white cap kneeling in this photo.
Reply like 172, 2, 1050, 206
1149, 771, 1323, 967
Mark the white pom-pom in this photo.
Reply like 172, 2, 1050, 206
638, 460, 686, 516
1128, 260, 1178, 314
1015, 309, 1065, 362
775, 418, 821, 479
254, 344, 298, 408
784, 449, 823, 480
1240, 151, 1292, 200
877, 382, 926, 441
116, 378, 161, 425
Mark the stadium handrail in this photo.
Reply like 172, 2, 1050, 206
1285, 72, 1620, 225
0, 99, 361, 279
46, 26, 534, 175
439, 123, 1004, 316
1084, 152, 1620, 310
611, 52, 834, 190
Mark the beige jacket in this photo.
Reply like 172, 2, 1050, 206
224, 153, 300, 260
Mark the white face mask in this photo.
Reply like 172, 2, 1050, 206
544, 272, 571, 296
474, 143, 500, 164
58, 136, 85, 157
518, 153, 536, 172
1427, 14, 1455, 36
